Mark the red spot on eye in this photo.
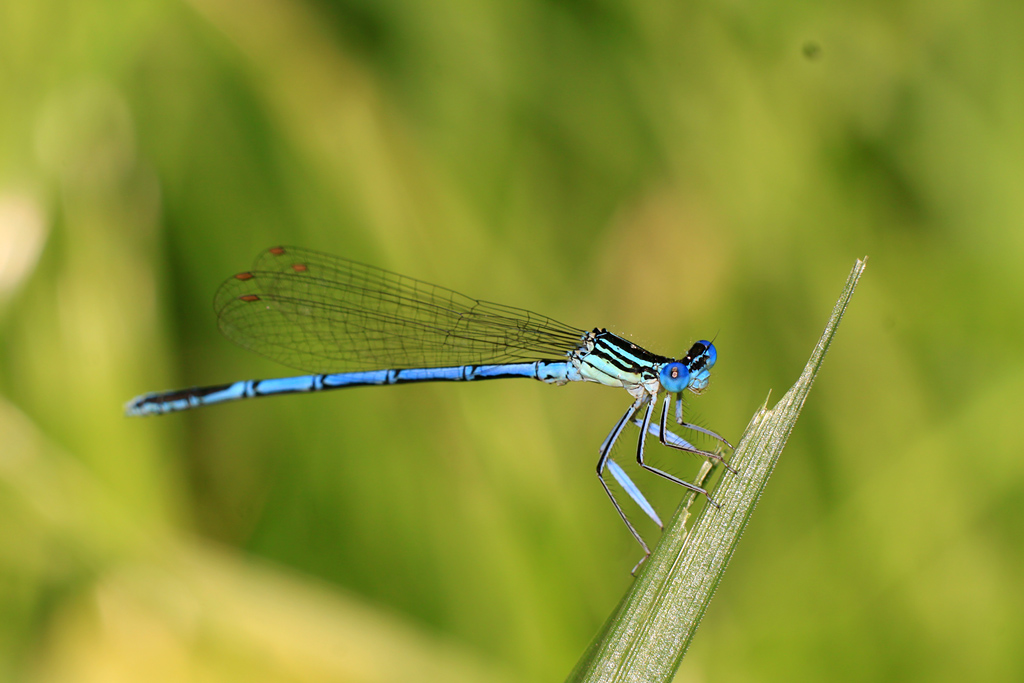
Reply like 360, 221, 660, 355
239, 295, 260, 302
234, 272, 254, 280
291, 263, 308, 272
269, 247, 286, 255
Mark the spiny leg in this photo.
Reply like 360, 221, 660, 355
635, 397, 720, 508
596, 397, 652, 557
659, 396, 738, 475
675, 393, 733, 449
629, 402, 736, 475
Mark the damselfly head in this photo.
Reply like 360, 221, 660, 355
683, 340, 717, 392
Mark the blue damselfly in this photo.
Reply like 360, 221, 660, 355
127, 246, 733, 559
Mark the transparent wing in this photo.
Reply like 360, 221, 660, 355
214, 246, 585, 373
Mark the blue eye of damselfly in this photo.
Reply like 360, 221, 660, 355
659, 361, 690, 393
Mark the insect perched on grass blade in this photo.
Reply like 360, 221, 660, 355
127, 246, 733, 559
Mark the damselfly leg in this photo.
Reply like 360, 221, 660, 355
596, 391, 730, 570
597, 397, 655, 557
633, 398, 718, 506
676, 395, 733, 449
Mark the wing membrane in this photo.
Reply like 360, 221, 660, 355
214, 246, 585, 373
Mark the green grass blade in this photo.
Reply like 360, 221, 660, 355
567, 258, 868, 683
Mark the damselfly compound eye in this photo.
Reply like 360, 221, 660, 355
659, 361, 690, 393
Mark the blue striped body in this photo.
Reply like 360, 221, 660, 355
127, 361, 579, 415
125, 329, 682, 415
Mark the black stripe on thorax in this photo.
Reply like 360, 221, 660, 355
592, 332, 666, 373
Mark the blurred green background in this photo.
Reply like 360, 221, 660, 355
2, 0, 1023, 681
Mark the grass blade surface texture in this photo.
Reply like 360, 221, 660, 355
568, 258, 867, 683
